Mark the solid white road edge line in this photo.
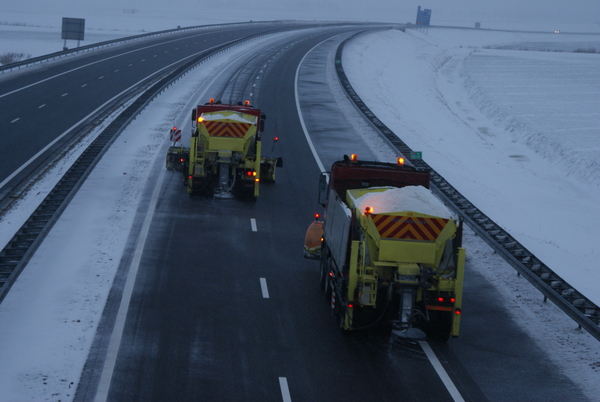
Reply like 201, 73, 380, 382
295, 36, 466, 402
279, 377, 292, 402
94, 166, 167, 402
419, 341, 465, 402
260, 278, 270, 299
251, 218, 257, 232
294, 40, 328, 174
92, 57, 232, 401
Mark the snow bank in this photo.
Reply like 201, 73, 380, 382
353, 186, 454, 219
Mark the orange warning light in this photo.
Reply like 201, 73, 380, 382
364, 206, 373, 215
397, 157, 405, 165
350, 154, 358, 161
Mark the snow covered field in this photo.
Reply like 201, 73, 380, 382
344, 27, 600, 306
1, 17, 600, 402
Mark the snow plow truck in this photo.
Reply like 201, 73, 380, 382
305, 155, 465, 341
166, 99, 282, 198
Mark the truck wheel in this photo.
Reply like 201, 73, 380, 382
323, 271, 331, 301
338, 305, 347, 330
427, 311, 452, 342
319, 255, 328, 291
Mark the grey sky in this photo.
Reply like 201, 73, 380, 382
4, 0, 600, 29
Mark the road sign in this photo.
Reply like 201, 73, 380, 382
416, 7, 432, 26
61, 18, 85, 41
410, 151, 422, 160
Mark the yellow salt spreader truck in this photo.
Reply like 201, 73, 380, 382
166, 99, 282, 199
305, 155, 465, 341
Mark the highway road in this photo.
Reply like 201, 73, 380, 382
1, 23, 589, 401
0, 22, 332, 199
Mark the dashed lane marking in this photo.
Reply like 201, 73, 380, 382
279, 377, 292, 402
260, 278, 269, 299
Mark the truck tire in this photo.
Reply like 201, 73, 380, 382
427, 310, 452, 342
319, 248, 330, 293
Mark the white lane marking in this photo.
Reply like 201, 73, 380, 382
294, 41, 328, 173
81, 84, 87, 87
38, 104, 46, 109
279, 377, 292, 402
260, 278, 269, 299
94, 166, 167, 402
419, 341, 465, 402
250, 218, 257, 232
11, 118, 20, 123
61, 93, 68, 97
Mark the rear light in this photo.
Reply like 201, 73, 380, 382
255, 178, 260, 183
435, 296, 456, 303
455, 308, 462, 315
348, 303, 354, 308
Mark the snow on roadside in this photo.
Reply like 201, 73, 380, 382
343, 27, 600, 400
0, 35, 284, 402
343, 27, 600, 305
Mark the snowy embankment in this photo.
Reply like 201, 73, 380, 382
343, 27, 600, 307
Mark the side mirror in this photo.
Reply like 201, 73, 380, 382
191, 109, 197, 121
260, 113, 266, 132
318, 172, 329, 207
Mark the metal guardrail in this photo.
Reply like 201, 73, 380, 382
334, 31, 600, 342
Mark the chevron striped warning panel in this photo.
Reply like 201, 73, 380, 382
204, 121, 250, 138
371, 214, 449, 241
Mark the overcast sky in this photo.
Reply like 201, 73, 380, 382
3, 0, 600, 32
